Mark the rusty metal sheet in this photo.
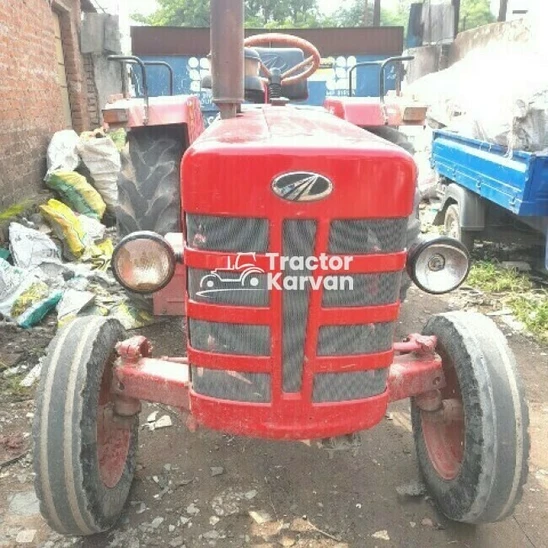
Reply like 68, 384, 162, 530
132, 26, 404, 57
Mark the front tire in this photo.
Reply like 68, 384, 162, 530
411, 312, 529, 524
33, 317, 138, 535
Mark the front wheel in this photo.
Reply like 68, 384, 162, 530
33, 317, 138, 535
411, 312, 529, 524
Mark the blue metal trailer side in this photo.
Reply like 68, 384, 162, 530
431, 130, 548, 268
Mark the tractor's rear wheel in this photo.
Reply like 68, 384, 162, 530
411, 312, 529, 524
33, 317, 138, 535
117, 126, 185, 238
367, 126, 420, 301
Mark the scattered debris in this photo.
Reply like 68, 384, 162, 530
210, 466, 225, 477
245, 489, 258, 500
169, 537, 184, 547
8, 491, 40, 516
15, 529, 37, 544
279, 537, 296, 547
154, 415, 173, 429
249, 510, 272, 525
212, 488, 244, 516
372, 530, 390, 541
396, 480, 427, 498
150, 516, 164, 529
186, 503, 200, 516
209, 516, 220, 526
421, 518, 435, 527
19, 361, 42, 388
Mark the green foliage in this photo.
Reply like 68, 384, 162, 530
133, 0, 210, 27
460, 0, 495, 31
329, 0, 410, 28
134, 0, 323, 28
133, 0, 411, 29
467, 261, 548, 342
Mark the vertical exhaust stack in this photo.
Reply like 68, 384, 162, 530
210, 0, 244, 119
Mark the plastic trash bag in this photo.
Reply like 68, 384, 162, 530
45, 170, 106, 220
40, 199, 89, 259
56, 288, 96, 327
9, 222, 62, 270
78, 131, 121, 212
0, 259, 62, 328
46, 130, 80, 177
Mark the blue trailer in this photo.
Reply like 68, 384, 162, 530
431, 130, 548, 268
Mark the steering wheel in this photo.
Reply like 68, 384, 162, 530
244, 33, 321, 86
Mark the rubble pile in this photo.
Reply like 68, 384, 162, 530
0, 128, 153, 386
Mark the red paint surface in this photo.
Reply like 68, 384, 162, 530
176, 105, 416, 438
324, 97, 403, 127
105, 95, 205, 139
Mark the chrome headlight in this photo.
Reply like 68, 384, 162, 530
407, 237, 470, 295
112, 232, 176, 294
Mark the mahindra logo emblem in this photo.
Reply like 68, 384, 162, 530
271, 172, 333, 202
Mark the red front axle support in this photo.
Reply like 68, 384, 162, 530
112, 334, 444, 438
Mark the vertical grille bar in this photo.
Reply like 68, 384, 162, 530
282, 220, 317, 393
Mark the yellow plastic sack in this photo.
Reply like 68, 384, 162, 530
46, 170, 106, 220
82, 239, 114, 272
40, 199, 88, 259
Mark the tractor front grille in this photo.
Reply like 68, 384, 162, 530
186, 214, 406, 405
186, 214, 269, 252
329, 218, 407, 254
321, 272, 402, 308
282, 220, 316, 393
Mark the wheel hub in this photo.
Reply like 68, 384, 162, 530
97, 362, 132, 489
419, 367, 465, 481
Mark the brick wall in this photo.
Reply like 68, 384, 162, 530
84, 54, 101, 128
0, 0, 91, 210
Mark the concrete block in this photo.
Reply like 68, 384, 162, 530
81, 13, 105, 54
104, 15, 122, 54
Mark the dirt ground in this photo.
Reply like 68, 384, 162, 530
1, 288, 548, 548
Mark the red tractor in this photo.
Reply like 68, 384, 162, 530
33, 1, 529, 536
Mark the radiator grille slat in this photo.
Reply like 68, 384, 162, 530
313, 370, 389, 403
282, 220, 316, 393
189, 321, 271, 403
317, 323, 395, 356
186, 214, 268, 252
329, 219, 407, 254
189, 319, 270, 356
322, 272, 402, 308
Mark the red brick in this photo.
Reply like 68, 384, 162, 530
0, 0, 93, 207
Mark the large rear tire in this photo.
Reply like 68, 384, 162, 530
33, 317, 138, 535
117, 126, 185, 238
411, 312, 529, 524
367, 127, 420, 301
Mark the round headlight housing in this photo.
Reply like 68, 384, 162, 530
112, 232, 176, 294
407, 237, 470, 295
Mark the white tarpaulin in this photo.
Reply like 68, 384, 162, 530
407, 43, 548, 151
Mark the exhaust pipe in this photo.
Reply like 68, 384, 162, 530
210, 0, 244, 119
